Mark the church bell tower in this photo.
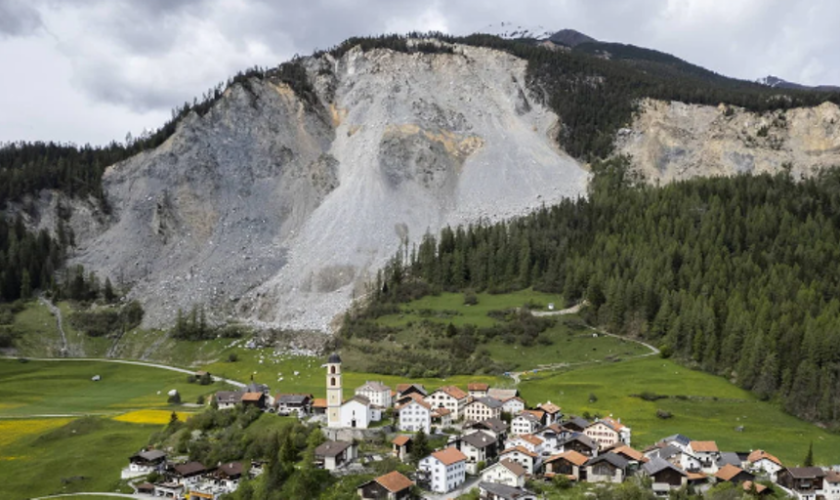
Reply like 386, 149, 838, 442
326, 353, 342, 428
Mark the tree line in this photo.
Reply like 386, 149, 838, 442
366, 160, 840, 426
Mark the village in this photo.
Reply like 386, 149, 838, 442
124, 354, 837, 500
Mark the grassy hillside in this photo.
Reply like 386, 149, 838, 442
0, 359, 221, 417
519, 356, 840, 465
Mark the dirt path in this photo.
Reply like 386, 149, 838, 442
0, 356, 246, 388
39, 295, 68, 357
508, 304, 660, 384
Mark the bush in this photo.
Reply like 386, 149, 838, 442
589, 393, 598, 403
659, 344, 673, 359
656, 409, 673, 419
553, 474, 572, 489
228, 352, 239, 362
197, 395, 206, 405
463, 291, 478, 305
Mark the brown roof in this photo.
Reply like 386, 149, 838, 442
241, 392, 264, 402
375, 471, 413, 492
748, 450, 782, 466
173, 462, 206, 476
216, 462, 243, 478
546, 451, 588, 467
312, 398, 327, 409
538, 402, 561, 414
396, 397, 431, 411
431, 447, 467, 466
498, 458, 527, 477
715, 464, 746, 482
826, 471, 840, 483
392, 435, 412, 447
501, 446, 538, 459
687, 472, 708, 481
432, 407, 451, 417
523, 409, 545, 420
613, 445, 648, 463
690, 441, 718, 453
468, 383, 489, 391
315, 441, 352, 458
600, 417, 626, 431
519, 434, 544, 446
437, 385, 468, 400
742, 481, 768, 494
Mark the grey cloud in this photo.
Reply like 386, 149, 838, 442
0, 0, 43, 37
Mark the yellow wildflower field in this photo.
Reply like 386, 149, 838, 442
112, 410, 192, 425
0, 418, 74, 449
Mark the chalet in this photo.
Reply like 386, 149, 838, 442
748, 450, 783, 480
742, 481, 771, 496
357, 470, 414, 500
480, 459, 527, 488
652, 445, 702, 472
558, 433, 599, 457
505, 434, 544, 457
244, 381, 272, 405
425, 386, 469, 419
214, 391, 242, 410
584, 418, 631, 450
521, 409, 547, 426
171, 462, 208, 488
560, 416, 590, 433
536, 402, 562, 424
687, 441, 720, 474
392, 435, 412, 462
642, 457, 687, 496
468, 383, 490, 399
535, 423, 571, 455
824, 471, 840, 500
477, 481, 538, 500
586, 453, 629, 484
315, 441, 357, 471
499, 446, 539, 475
544, 451, 588, 482
312, 398, 328, 415
501, 397, 526, 415
431, 407, 452, 427
465, 417, 508, 441
418, 447, 467, 493
511, 412, 542, 436
715, 464, 754, 485
126, 449, 167, 478
275, 393, 311, 416
398, 398, 431, 434
461, 431, 499, 474
395, 383, 427, 399
240, 392, 266, 409
213, 461, 244, 491
776, 467, 826, 500
716, 452, 742, 470
464, 397, 504, 422
136, 483, 155, 495
356, 381, 392, 408
658, 434, 692, 451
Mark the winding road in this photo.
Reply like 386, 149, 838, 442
508, 302, 660, 384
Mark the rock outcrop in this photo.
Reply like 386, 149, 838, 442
68, 42, 589, 331
617, 99, 840, 182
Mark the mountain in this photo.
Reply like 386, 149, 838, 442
757, 75, 840, 92
5, 33, 840, 332
548, 29, 597, 47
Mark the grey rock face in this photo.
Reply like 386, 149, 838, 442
67, 42, 589, 331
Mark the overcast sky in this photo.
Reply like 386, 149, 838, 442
1, 0, 838, 146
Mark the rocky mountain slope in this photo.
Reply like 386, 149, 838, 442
66, 41, 588, 331
616, 99, 840, 182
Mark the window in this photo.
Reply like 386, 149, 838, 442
330, 366, 336, 374
331, 377, 336, 387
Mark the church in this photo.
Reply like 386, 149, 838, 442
325, 353, 382, 429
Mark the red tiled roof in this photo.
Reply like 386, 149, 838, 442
546, 451, 588, 466
375, 471, 413, 492
748, 450, 782, 466
690, 441, 719, 453
468, 383, 489, 391
742, 481, 768, 494
613, 445, 648, 463
312, 398, 327, 408
715, 464, 746, 482
539, 402, 561, 414
241, 392, 264, 402
498, 459, 527, 477
519, 434, 544, 446
431, 447, 467, 466
437, 385, 468, 400
500, 446, 538, 459
392, 435, 412, 447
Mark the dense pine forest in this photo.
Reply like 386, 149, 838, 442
359, 160, 840, 425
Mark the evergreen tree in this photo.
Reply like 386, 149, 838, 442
804, 441, 814, 467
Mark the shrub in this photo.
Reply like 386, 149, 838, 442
656, 409, 673, 419
553, 474, 572, 489
196, 395, 206, 405
228, 352, 238, 362
463, 291, 478, 305
589, 393, 598, 403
